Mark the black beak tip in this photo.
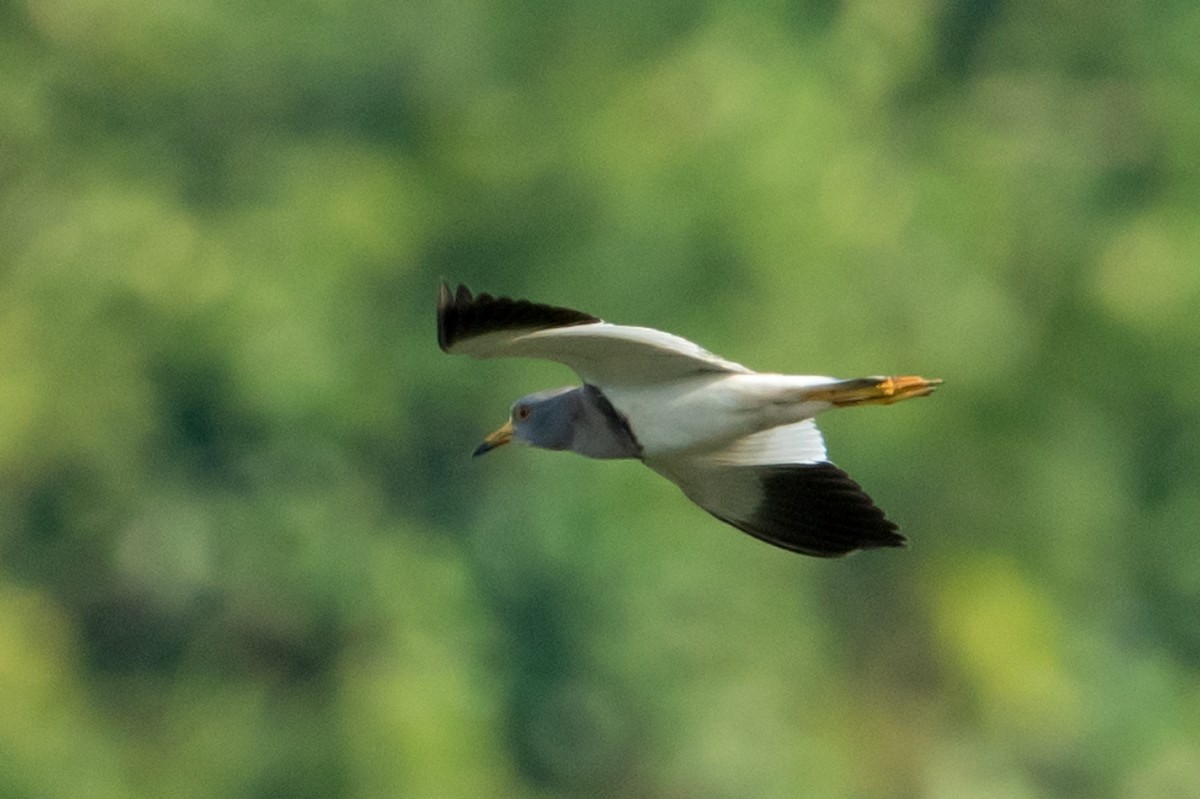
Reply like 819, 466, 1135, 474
472, 442, 492, 457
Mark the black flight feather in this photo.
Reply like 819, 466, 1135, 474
709, 462, 906, 557
437, 282, 600, 353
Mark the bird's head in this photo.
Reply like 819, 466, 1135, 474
473, 387, 577, 456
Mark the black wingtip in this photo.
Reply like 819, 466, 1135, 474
436, 281, 462, 352
436, 281, 600, 353
722, 462, 907, 558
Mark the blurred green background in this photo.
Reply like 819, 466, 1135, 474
2, 1, 1199, 797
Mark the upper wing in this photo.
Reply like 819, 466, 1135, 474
438, 283, 750, 386
646, 419, 905, 557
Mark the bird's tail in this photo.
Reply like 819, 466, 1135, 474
807, 375, 943, 407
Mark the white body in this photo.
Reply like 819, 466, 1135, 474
602, 372, 837, 457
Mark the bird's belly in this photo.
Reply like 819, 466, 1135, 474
603, 373, 832, 457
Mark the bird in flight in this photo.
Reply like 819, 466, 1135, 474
438, 283, 941, 557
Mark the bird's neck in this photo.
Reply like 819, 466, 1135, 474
568, 385, 642, 460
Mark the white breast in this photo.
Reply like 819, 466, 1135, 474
602, 372, 837, 457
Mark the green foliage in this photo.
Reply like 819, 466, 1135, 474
2, 1, 1199, 796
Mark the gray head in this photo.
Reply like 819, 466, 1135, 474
473, 385, 641, 460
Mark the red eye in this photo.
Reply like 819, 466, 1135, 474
516, 405, 531, 421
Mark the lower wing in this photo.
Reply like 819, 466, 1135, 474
647, 420, 905, 557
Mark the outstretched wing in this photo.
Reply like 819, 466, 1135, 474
438, 283, 750, 386
647, 419, 905, 557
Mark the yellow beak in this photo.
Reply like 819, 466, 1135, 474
473, 418, 514, 457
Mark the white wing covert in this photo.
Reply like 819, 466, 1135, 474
438, 283, 749, 386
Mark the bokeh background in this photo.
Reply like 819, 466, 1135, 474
3, 1, 1200, 797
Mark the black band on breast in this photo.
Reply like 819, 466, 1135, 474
584, 384, 643, 458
